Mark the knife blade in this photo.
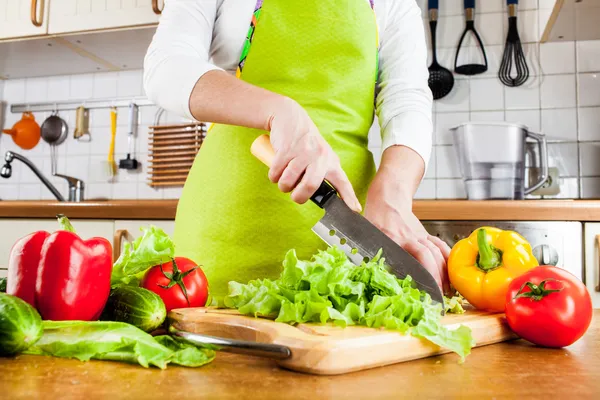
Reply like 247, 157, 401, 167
250, 135, 445, 309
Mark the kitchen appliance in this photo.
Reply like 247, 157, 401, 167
499, 0, 529, 87
250, 134, 444, 305
169, 307, 514, 376
454, 0, 488, 75
451, 121, 548, 200
119, 103, 139, 170
427, 0, 454, 100
422, 221, 583, 281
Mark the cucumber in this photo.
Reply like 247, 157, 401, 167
0, 277, 6, 293
0, 293, 43, 356
101, 286, 166, 332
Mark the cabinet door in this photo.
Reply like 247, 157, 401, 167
0, 219, 115, 277
584, 223, 600, 308
0, 0, 49, 40
113, 220, 174, 260
48, 0, 161, 35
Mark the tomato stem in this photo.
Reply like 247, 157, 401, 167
157, 258, 198, 306
514, 278, 563, 301
476, 229, 502, 272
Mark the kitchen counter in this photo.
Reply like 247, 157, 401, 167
0, 310, 599, 399
0, 199, 600, 221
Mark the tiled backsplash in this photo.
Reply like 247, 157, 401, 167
1, 0, 600, 201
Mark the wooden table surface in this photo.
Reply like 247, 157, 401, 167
1, 199, 600, 221
1, 311, 599, 400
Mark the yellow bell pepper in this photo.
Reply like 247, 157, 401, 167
448, 227, 538, 312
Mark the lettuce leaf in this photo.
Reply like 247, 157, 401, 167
23, 321, 214, 369
110, 226, 174, 286
224, 247, 475, 361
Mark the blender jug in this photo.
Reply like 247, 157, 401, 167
451, 122, 548, 200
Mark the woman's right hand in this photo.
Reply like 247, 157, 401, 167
266, 97, 362, 213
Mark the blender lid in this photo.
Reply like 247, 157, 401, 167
449, 121, 530, 131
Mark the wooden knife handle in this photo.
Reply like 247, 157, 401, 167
249, 134, 336, 208
250, 134, 275, 168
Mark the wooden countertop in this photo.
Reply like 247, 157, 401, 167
0, 310, 599, 399
1, 199, 600, 221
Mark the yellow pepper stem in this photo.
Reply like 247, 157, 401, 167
477, 229, 502, 272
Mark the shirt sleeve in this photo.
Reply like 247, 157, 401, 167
143, 0, 223, 121
375, 0, 433, 172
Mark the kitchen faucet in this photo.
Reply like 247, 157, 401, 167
0, 151, 85, 202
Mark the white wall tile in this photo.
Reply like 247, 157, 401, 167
65, 155, 90, 182
112, 182, 138, 199
577, 41, 600, 73
540, 42, 576, 74
477, 13, 505, 46
505, 110, 541, 131
437, 16, 464, 48
470, 78, 504, 111
40, 182, 67, 200
436, 79, 470, 112
0, 184, 19, 200
477, 45, 504, 80
435, 112, 469, 145
581, 177, 600, 199
18, 155, 45, 183
578, 73, 600, 107
505, 84, 540, 110
415, 179, 436, 199
540, 74, 577, 108
25, 77, 48, 102
579, 142, 600, 177
479, 0, 503, 13
436, 178, 466, 199
117, 70, 143, 97
518, 10, 539, 44
18, 184, 41, 200
541, 108, 578, 141
137, 182, 163, 199
93, 72, 118, 99
578, 107, 600, 141
162, 187, 183, 199
470, 111, 505, 122
69, 73, 94, 99
425, 147, 436, 179
548, 143, 579, 177
438, 0, 463, 16
86, 183, 113, 200
548, 177, 579, 199
65, 136, 92, 156
3, 79, 25, 103
436, 145, 462, 178
46, 76, 71, 102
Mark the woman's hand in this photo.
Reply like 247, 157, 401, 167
267, 98, 362, 212
364, 147, 451, 293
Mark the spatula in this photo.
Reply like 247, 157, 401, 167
250, 135, 444, 308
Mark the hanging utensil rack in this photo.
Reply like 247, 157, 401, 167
10, 96, 154, 113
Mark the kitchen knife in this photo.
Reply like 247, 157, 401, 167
251, 135, 445, 309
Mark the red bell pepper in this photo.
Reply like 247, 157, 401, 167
7, 215, 112, 321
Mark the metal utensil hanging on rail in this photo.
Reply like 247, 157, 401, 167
454, 0, 488, 76
498, 0, 529, 87
427, 0, 454, 100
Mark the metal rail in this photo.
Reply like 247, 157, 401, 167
10, 96, 154, 113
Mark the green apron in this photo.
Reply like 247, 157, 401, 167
174, 0, 379, 297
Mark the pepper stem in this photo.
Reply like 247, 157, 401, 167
56, 214, 76, 233
514, 278, 563, 301
477, 229, 502, 272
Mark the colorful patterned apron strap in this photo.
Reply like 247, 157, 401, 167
237, 0, 379, 79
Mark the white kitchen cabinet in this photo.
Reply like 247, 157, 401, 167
113, 219, 174, 260
584, 223, 600, 309
541, 0, 600, 43
0, 219, 115, 270
48, 0, 161, 35
0, 0, 49, 40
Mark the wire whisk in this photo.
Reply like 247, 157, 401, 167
499, 0, 529, 87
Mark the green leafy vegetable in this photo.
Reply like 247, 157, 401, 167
111, 226, 174, 287
23, 321, 214, 369
224, 247, 475, 361
444, 294, 466, 314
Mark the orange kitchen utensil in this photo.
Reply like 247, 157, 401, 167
2, 112, 41, 150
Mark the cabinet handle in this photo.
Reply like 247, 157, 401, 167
113, 229, 133, 262
152, 0, 163, 15
30, 0, 45, 27
596, 235, 600, 292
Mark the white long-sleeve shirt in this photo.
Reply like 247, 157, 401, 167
143, 0, 433, 168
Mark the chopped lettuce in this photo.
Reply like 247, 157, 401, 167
110, 226, 174, 287
24, 321, 214, 369
444, 294, 467, 314
224, 247, 475, 361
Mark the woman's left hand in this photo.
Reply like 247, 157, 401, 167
364, 155, 451, 293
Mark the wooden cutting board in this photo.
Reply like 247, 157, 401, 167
169, 307, 517, 375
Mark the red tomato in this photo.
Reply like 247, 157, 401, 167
505, 266, 592, 348
141, 257, 209, 312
